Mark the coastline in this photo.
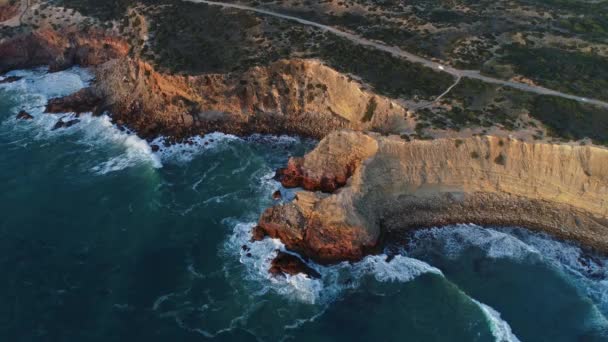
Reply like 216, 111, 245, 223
257, 131, 608, 266
1, 27, 607, 275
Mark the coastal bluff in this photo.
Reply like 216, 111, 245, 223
256, 131, 608, 264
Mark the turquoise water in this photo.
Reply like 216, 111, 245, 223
1, 68, 607, 342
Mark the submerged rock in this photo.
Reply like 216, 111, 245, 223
0, 76, 22, 84
16, 110, 33, 120
272, 190, 282, 201
269, 251, 321, 279
52, 118, 80, 130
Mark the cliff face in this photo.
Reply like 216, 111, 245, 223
0, 27, 415, 139
93, 58, 412, 139
257, 131, 608, 263
0, 29, 129, 73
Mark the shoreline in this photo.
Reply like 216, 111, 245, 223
3, 65, 607, 264
1, 28, 607, 275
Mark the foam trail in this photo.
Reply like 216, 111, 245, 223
409, 225, 608, 314
151, 133, 240, 164
80, 115, 162, 174
472, 299, 521, 342
408, 224, 538, 261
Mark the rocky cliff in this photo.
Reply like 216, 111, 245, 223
0, 26, 417, 139
257, 131, 608, 263
92, 58, 412, 139
0, 28, 129, 73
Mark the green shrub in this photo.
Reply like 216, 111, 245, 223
494, 153, 506, 165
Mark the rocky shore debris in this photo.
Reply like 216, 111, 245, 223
16, 110, 33, 120
45, 88, 102, 115
52, 118, 80, 130
0, 76, 22, 84
269, 251, 321, 279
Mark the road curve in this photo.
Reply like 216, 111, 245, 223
188, 0, 608, 109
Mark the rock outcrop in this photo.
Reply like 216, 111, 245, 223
90, 58, 413, 139
45, 88, 103, 115
0, 75, 21, 84
16, 110, 33, 120
0, 28, 129, 73
269, 251, 321, 279
1, 27, 414, 140
256, 131, 608, 264
52, 118, 80, 130
275, 131, 379, 192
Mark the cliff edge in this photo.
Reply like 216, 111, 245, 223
257, 131, 608, 263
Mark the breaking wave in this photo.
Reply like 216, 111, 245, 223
0, 67, 161, 174
408, 225, 608, 314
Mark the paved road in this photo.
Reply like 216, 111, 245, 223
189, 0, 608, 109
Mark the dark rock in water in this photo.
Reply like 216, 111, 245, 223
150, 144, 160, 152
272, 190, 282, 201
52, 120, 64, 130
64, 119, 80, 128
52, 118, 80, 130
0, 76, 22, 84
269, 251, 321, 279
45, 88, 102, 114
16, 110, 33, 120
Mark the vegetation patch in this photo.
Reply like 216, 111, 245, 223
494, 153, 506, 165
318, 36, 452, 100
361, 97, 377, 122
530, 96, 608, 145
497, 44, 608, 101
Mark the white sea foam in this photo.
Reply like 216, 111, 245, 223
1, 67, 162, 174
224, 219, 524, 342
409, 224, 608, 315
472, 299, 521, 342
245, 133, 303, 146
79, 115, 162, 174
408, 224, 539, 261
150, 133, 240, 164
224, 218, 442, 305
2, 67, 94, 99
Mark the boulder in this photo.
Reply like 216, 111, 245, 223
16, 110, 33, 120
269, 251, 321, 279
52, 118, 80, 130
46, 88, 101, 114
0, 76, 22, 84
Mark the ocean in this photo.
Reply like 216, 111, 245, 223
1, 67, 607, 341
